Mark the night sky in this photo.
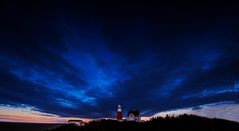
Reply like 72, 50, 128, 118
1, 1, 239, 122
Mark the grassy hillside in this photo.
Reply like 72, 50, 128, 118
50, 114, 239, 131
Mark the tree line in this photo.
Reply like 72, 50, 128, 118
50, 114, 239, 131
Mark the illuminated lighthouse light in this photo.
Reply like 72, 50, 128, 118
117, 105, 122, 121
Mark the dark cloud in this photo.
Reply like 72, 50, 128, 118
0, 2, 239, 119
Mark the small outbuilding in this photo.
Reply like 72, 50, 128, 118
68, 120, 86, 126
126, 110, 141, 122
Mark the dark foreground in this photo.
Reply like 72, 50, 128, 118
0, 122, 63, 131
51, 114, 239, 131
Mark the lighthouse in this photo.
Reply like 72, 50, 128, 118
117, 105, 122, 121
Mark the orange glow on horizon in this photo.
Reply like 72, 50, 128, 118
0, 105, 91, 123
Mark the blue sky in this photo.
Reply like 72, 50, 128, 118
0, 1, 239, 122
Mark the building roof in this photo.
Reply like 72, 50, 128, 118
127, 110, 140, 117
68, 120, 84, 122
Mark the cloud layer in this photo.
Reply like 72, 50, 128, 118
153, 102, 239, 122
0, 2, 239, 120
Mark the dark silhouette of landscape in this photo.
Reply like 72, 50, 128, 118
50, 114, 239, 131
0, 122, 63, 131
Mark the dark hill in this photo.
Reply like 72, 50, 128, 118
0, 122, 62, 131
50, 114, 239, 131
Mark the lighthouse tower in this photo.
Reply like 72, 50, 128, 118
117, 105, 122, 121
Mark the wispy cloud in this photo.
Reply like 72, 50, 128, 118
153, 102, 239, 122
